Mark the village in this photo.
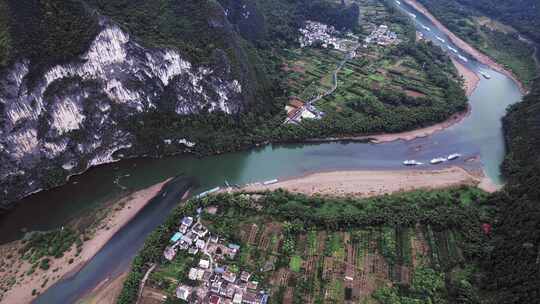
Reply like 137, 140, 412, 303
285, 20, 400, 125
363, 24, 400, 47
164, 211, 269, 304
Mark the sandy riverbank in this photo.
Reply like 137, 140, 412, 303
452, 58, 481, 96
77, 272, 128, 304
239, 167, 496, 197
0, 179, 171, 304
404, 0, 528, 94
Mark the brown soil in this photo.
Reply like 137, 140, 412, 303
404, 89, 427, 98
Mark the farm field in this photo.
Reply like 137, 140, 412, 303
278, 0, 467, 136
135, 187, 490, 304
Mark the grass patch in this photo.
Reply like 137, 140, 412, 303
289, 255, 303, 272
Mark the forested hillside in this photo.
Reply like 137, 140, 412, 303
451, 0, 540, 44
3, 0, 99, 79
481, 79, 540, 303
416, 0, 538, 87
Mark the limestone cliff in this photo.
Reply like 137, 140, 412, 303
0, 18, 246, 206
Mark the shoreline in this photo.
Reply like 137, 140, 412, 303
403, 0, 528, 94
0, 179, 171, 304
76, 271, 128, 304
237, 166, 497, 197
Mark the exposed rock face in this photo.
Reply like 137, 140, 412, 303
0, 19, 244, 206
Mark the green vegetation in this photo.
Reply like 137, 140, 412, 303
442, 0, 540, 44
417, 0, 538, 87
120, 186, 492, 303
0, 0, 11, 68
276, 0, 466, 140
289, 255, 303, 272
14, 228, 82, 277
20, 228, 80, 261
479, 79, 540, 303
4, 0, 99, 80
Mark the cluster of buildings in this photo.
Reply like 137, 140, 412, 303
363, 24, 400, 47
299, 21, 358, 52
164, 214, 268, 304
299, 21, 340, 49
284, 98, 325, 124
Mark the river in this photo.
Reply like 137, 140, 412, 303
3, 2, 523, 303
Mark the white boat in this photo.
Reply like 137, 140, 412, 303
422, 25, 431, 31
263, 179, 279, 185
458, 55, 468, 62
403, 160, 424, 166
396, 0, 401, 5
408, 12, 416, 18
447, 153, 462, 161
447, 46, 458, 53
430, 157, 447, 165
436, 36, 445, 43
480, 71, 492, 79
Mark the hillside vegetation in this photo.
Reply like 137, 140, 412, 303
481, 79, 540, 303
3, 0, 99, 78
416, 0, 538, 87
452, 0, 540, 44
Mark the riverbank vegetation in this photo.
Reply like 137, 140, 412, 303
119, 186, 492, 303
416, 0, 538, 87
478, 79, 540, 303
0, 228, 82, 301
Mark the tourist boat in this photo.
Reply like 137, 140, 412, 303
430, 157, 447, 165
447, 153, 462, 161
447, 46, 458, 53
480, 71, 492, 79
408, 12, 417, 18
458, 55, 468, 62
395, 0, 401, 5
422, 25, 431, 31
436, 36, 445, 43
403, 160, 423, 166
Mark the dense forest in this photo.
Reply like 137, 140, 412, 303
1, 0, 99, 80
480, 79, 540, 303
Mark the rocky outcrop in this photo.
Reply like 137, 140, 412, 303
0, 18, 245, 206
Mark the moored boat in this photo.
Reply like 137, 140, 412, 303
436, 36, 445, 43
458, 55, 468, 62
447, 153, 462, 161
430, 157, 447, 165
480, 71, 491, 79
403, 160, 423, 166
447, 46, 458, 53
